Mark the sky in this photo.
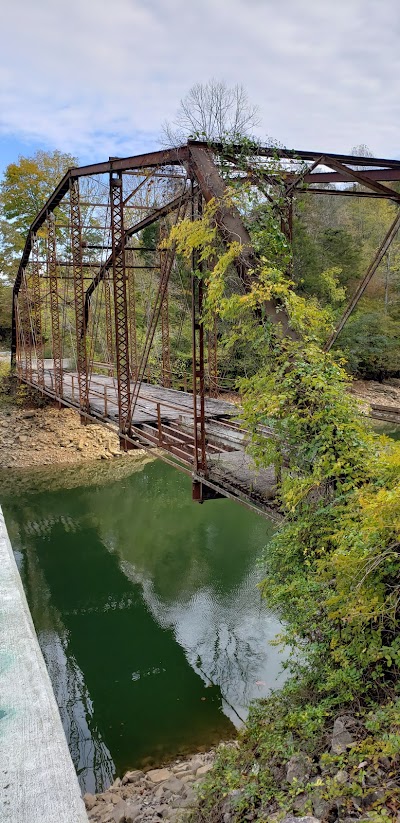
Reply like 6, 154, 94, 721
1, 0, 400, 174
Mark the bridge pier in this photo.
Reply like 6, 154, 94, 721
119, 433, 141, 452
192, 478, 224, 503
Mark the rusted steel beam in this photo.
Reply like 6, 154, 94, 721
321, 157, 400, 202
14, 299, 22, 375
24, 273, 33, 381
47, 214, 63, 398
196, 141, 400, 169
70, 146, 189, 179
301, 168, 400, 185
126, 249, 138, 381
19, 273, 32, 381
326, 209, 400, 350
191, 188, 207, 474
69, 178, 89, 414
159, 230, 171, 388
284, 156, 324, 196
208, 317, 218, 398
109, 172, 131, 433
299, 187, 398, 198
188, 143, 297, 340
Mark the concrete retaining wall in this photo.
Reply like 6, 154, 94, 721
0, 506, 87, 823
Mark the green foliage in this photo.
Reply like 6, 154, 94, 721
164, 176, 400, 822
0, 149, 77, 283
337, 300, 400, 380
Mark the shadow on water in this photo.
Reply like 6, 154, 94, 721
0, 456, 286, 794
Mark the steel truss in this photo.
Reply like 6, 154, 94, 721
11, 141, 400, 510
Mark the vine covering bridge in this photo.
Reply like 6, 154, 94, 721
11, 141, 400, 516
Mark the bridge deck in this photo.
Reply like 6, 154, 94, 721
52, 371, 236, 425
23, 369, 280, 520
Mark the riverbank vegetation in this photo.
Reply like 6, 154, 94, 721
162, 162, 400, 822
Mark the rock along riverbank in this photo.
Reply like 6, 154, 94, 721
0, 403, 130, 469
83, 750, 219, 823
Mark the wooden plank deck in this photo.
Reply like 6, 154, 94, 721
43, 370, 237, 426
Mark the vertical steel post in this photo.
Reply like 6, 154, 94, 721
191, 186, 207, 477
104, 277, 114, 375
47, 213, 63, 399
20, 272, 32, 382
109, 172, 130, 435
69, 178, 89, 417
126, 248, 138, 380
22, 269, 33, 383
31, 234, 45, 388
14, 297, 22, 376
208, 316, 218, 398
160, 247, 171, 388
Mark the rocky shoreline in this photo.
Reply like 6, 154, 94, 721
83, 750, 217, 823
0, 403, 128, 469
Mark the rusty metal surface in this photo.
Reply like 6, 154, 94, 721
160, 260, 171, 388
110, 172, 131, 433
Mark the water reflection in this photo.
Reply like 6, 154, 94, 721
0, 457, 286, 793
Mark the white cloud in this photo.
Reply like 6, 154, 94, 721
1, 0, 400, 161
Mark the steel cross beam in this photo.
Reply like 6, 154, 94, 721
321, 157, 400, 202
69, 178, 89, 415
109, 172, 131, 434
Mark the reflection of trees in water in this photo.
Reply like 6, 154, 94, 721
120, 561, 286, 727
41, 629, 115, 794
86, 462, 274, 603
9, 520, 114, 794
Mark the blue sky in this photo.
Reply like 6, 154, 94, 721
1, 0, 400, 176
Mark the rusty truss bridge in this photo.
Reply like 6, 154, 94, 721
11, 141, 400, 516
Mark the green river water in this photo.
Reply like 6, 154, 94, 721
0, 456, 285, 794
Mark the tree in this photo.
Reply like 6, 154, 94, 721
162, 79, 260, 145
0, 149, 77, 283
